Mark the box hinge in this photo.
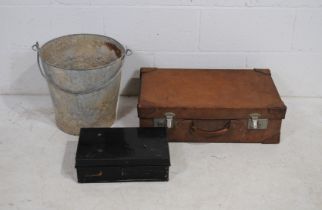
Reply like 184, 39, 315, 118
153, 112, 175, 128
248, 113, 268, 129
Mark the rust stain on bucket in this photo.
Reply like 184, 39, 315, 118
105, 42, 122, 58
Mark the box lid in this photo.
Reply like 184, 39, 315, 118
75, 128, 170, 167
138, 68, 286, 120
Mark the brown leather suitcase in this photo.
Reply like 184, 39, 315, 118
137, 68, 286, 143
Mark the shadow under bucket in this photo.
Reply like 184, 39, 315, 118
33, 34, 131, 135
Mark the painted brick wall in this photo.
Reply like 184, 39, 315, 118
0, 0, 321, 97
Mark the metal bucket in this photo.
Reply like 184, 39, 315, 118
32, 34, 131, 135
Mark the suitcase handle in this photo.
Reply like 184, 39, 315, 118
190, 120, 230, 138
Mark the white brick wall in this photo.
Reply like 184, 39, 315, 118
0, 1, 321, 97
200, 9, 295, 51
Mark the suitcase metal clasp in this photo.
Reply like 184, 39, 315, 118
248, 113, 268, 129
153, 112, 175, 128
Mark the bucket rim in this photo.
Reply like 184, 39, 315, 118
38, 33, 126, 71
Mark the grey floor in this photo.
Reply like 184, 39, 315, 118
0, 95, 321, 210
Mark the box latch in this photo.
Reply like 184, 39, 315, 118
153, 112, 175, 128
248, 113, 268, 129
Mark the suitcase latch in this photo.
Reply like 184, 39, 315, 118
248, 113, 268, 129
153, 112, 175, 128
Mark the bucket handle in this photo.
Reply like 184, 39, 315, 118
32, 42, 48, 79
32, 42, 123, 95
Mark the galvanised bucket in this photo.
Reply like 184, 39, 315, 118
32, 34, 130, 135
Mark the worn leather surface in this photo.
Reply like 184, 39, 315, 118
140, 118, 282, 143
138, 68, 286, 119
138, 68, 286, 143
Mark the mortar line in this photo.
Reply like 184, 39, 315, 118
290, 9, 298, 50
133, 50, 322, 54
0, 5, 321, 9
197, 10, 202, 51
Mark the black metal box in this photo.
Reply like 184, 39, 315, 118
75, 127, 170, 183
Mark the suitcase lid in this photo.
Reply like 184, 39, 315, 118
75, 128, 170, 167
138, 68, 286, 120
